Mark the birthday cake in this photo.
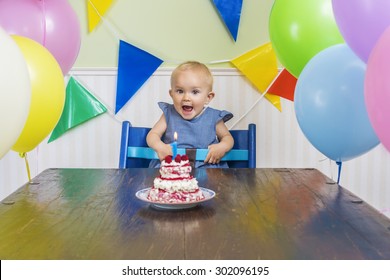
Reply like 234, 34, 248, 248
147, 154, 205, 203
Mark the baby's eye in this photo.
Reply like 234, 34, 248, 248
192, 89, 200, 95
176, 89, 184, 94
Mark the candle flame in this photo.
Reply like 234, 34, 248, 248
174, 132, 178, 141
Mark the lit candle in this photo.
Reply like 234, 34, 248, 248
171, 132, 178, 158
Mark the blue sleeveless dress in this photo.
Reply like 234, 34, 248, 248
149, 102, 233, 168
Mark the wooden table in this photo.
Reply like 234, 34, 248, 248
1, 168, 389, 260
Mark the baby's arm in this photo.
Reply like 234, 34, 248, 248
146, 114, 173, 161
205, 120, 234, 164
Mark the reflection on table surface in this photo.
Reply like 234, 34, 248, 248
0, 168, 389, 260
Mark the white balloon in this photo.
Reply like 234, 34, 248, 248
0, 27, 31, 159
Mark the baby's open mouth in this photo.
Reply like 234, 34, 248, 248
182, 105, 193, 112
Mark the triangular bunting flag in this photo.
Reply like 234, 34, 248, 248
267, 68, 297, 101
212, 0, 243, 41
87, 0, 115, 33
231, 42, 282, 111
115, 40, 163, 113
263, 92, 282, 112
48, 77, 107, 143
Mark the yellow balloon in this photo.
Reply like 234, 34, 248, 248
11, 36, 65, 153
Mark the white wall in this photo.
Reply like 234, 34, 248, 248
1, 68, 389, 218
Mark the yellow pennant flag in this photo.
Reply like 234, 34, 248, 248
231, 42, 281, 111
87, 0, 115, 33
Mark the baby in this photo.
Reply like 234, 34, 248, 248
147, 61, 234, 168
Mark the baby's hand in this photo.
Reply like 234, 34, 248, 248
156, 143, 174, 161
205, 143, 227, 164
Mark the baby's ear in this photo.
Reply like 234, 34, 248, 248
207, 91, 215, 101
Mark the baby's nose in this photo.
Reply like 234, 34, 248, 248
182, 92, 191, 101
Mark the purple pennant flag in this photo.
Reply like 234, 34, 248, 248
115, 40, 163, 113
212, 0, 243, 42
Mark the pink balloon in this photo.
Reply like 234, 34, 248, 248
365, 26, 390, 153
0, 0, 81, 75
43, 0, 81, 75
0, 0, 44, 42
332, 0, 390, 63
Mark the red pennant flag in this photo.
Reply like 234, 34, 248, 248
267, 68, 297, 101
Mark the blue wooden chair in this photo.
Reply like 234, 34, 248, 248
118, 121, 256, 168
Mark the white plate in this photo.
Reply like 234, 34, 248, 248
135, 187, 215, 210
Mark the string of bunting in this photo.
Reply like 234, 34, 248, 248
50, 0, 297, 142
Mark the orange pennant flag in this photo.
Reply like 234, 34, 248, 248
231, 42, 281, 111
87, 0, 115, 33
267, 68, 297, 101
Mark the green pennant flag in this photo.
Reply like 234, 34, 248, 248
48, 77, 107, 143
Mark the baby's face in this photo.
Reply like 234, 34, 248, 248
169, 69, 214, 120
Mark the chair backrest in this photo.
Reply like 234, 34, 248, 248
228, 124, 256, 168
119, 121, 256, 168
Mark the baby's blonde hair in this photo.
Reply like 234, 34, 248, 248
171, 61, 213, 91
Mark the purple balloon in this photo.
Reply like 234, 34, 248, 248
332, 0, 390, 62
0, 0, 81, 75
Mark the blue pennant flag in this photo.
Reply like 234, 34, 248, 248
212, 0, 243, 42
115, 40, 163, 113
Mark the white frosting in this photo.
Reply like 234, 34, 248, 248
147, 156, 204, 203
159, 159, 192, 179
154, 157, 199, 192
153, 176, 199, 192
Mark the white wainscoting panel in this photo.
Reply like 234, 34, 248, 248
1, 68, 389, 217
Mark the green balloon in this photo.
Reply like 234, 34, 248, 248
269, 0, 344, 77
